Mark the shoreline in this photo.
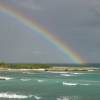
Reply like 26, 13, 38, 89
0, 67, 99, 80
0, 67, 99, 72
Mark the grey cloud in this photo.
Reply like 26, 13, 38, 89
0, 0, 100, 63
0, 13, 69, 63
14, 0, 43, 11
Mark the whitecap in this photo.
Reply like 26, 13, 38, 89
37, 80, 44, 83
57, 96, 69, 100
57, 96, 80, 100
34, 95, 41, 100
0, 77, 13, 80
0, 93, 32, 99
22, 72, 35, 74
62, 82, 78, 86
60, 74, 73, 77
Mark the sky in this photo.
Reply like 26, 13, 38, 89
0, 0, 100, 63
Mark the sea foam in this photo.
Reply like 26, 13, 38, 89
72, 73, 84, 75
62, 82, 90, 86
0, 77, 13, 80
60, 72, 85, 77
34, 95, 42, 99
22, 72, 35, 75
0, 93, 32, 99
57, 96, 80, 100
37, 80, 44, 83
57, 96, 69, 100
62, 82, 78, 86
60, 74, 73, 77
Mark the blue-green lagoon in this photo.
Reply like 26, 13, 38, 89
0, 70, 100, 100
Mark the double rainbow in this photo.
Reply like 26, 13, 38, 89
0, 3, 85, 64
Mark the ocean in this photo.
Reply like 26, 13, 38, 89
0, 70, 100, 100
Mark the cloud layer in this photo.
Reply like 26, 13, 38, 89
0, 0, 100, 63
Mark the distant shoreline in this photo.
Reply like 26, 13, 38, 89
0, 67, 99, 80
0, 63, 100, 72
0, 67, 99, 72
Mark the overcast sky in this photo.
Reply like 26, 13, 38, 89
0, 0, 100, 63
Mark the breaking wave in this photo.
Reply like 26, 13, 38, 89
57, 96, 80, 100
0, 93, 32, 99
34, 95, 42, 99
62, 82, 78, 86
20, 78, 31, 81
60, 74, 73, 77
72, 73, 84, 75
0, 77, 13, 80
60, 72, 85, 77
37, 79, 44, 83
48, 71, 68, 74
22, 72, 35, 75
62, 82, 90, 86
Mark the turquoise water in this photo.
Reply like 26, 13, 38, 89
0, 71, 100, 100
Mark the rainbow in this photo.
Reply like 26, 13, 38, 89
0, 3, 85, 64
